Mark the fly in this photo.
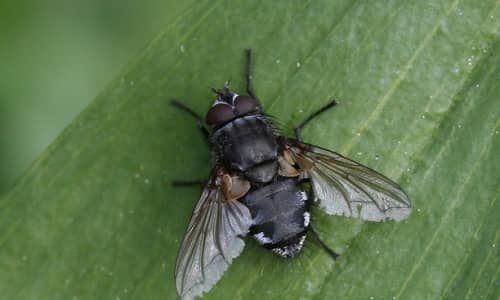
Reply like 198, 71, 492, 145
171, 49, 412, 300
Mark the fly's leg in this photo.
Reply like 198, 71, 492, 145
245, 48, 259, 100
309, 226, 339, 260
170, 100, 210, 143
172, 180, 206, 189
170, 101, 209, 187
294, 99, 337, 141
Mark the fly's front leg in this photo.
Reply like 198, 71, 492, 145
170, 100, 210, 187
294, 99, 337, 141
245, 48, 259, 100
170, 100, 210, 143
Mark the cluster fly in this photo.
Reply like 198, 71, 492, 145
171, 49, 411, 300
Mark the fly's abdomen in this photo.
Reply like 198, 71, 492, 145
240, 178, 310, 257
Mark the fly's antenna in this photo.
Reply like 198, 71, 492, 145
210, 87, 221, 95
210, 79, 232, 97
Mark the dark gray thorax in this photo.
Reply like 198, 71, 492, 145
210, 115, 278, 182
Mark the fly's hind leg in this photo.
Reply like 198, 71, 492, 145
309, 226, 339, 260
170, 100, 210, 143
294, 99, 337, 141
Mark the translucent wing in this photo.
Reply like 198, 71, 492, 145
287, 140, 411, 221
175, 175, 252, 300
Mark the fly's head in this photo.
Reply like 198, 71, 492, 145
205, 81, 261, 127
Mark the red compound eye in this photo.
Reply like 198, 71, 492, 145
234, 96, 259, 115
206, 103, 235, 126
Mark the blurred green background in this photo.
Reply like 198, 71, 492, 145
0, 0, 190, 194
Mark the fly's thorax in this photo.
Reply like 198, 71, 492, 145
210, 114, 279, 183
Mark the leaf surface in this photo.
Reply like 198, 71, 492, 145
1, 1, 499, 299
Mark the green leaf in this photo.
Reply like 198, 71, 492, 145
1, 1, 499, 299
